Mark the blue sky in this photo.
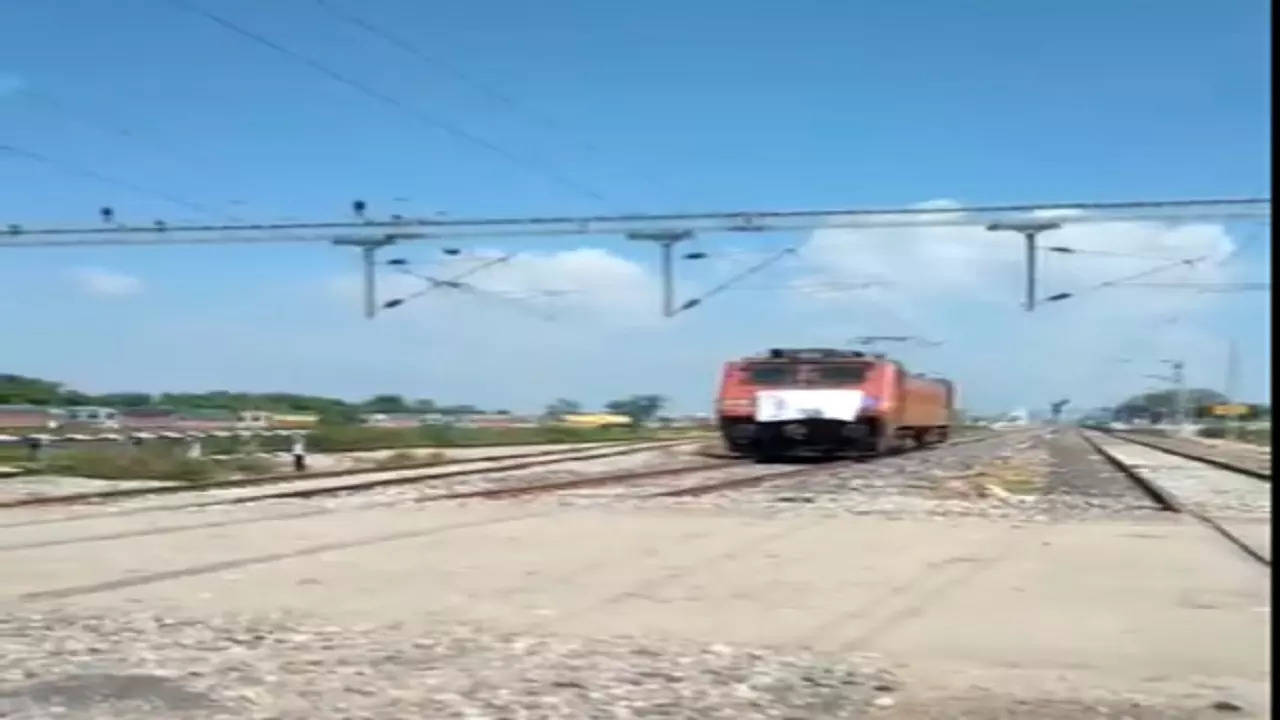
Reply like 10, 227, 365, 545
0, 0, 1271, 414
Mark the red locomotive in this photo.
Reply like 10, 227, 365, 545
715, 348, 955, 458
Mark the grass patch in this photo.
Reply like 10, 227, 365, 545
1, 426, 711, 473
372, 450, 448, 469
35, 448, 220, 483
1197, 425, 1271, 446
302, 425, 702, 452
212, 455, 277, 476
969, 459, 1046, 495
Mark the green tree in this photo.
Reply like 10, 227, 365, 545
544, 398, 581, 418
318, 404, 361, 426
605, 394, 666, 424
1115, 388, 1228, 422
361, 394, 412, 413
93, 393, 153, 408
0, 374, 63, 405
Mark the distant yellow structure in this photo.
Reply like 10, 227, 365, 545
557, 413, 633, 428
270, 412, 320, 429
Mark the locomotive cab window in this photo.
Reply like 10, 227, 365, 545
813, 364, 869, 383
745, 364, 795, 385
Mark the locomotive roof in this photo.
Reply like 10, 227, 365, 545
741, 348, 888, 362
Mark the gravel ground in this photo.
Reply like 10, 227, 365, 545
606, 429, 1167, 520
0, 476, 179, 505
0, 610, 1244, 720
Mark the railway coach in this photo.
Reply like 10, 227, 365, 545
715, 348, 955, 459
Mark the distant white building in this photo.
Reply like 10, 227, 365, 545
360, 412, 423, 428
63, 406, 120, 428
991, 408, 1030, 429
237, 411, 271, 428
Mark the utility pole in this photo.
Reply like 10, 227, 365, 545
1226, 339, 1240, 440
1143, 359, 1186, 429
1173, 360, 1186, 428
1050, 399, 1069, 424
1162, 359, 1187, 429
627, 230, 693, 317
1226, 339, 1239, 400
333, 233, 421, 318
986, 221, 1062, 311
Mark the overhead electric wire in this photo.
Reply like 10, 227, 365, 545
1041, 255, 1210, 303
165, 0, 610, 206
418, 253, 514, 285
310, 0, 680, 207
408, 274, 556, 321
1, 142, 224, 219
6, 92, 324, 246
18, 89, 209, 170
720, 281, 888, 293
385, 254, 556, 320
672, 246, 798, 315
1040, 245, 1198, 261
0, 144, 330, 243
1108, 282, 1270, 292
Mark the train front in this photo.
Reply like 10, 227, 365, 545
716, 348, 885, 458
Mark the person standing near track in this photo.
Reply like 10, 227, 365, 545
291, 433, 307, 472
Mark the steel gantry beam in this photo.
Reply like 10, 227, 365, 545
2, 197, 1268, 320
0, 198, 1269, 248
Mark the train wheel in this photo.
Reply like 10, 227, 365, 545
873, 430, 895, 456
751, 440, 781, 463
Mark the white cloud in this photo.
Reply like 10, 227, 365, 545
69, 267, 144, 297
796, 210, 1234, 308
788, 206, 1248, 412
330, 247, 659, 325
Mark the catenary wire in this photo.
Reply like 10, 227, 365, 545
2, 142, 224, 219
310, 0, 680, 206
166, 0, 611, 206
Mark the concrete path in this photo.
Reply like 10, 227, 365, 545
0, 498, 1269, 713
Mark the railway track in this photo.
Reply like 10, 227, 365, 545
1080, 429, 1270, 566
0, 431, 1012, 549
417, 429, 1011, 503
1099, 430, 1270, 480
0, 457, 772, 553
0, 439, 700, 517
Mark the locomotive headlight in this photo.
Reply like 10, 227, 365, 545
720, 398, 755, 413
